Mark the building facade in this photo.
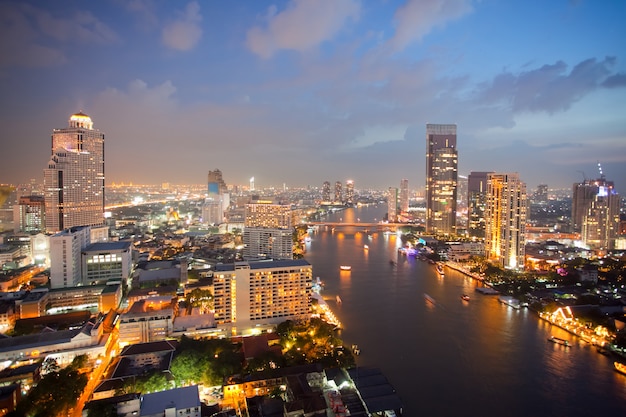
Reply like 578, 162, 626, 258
467, 171, 492, 239
44, 112, 105, 233
399, 179, 409, 213
213, 260, 312, 335
243, 203, 297, 260
322, 181, 331, 202
485, 173, 527, 269
345, 180, 355, 205
387, 187, 398, 222
425, 124, 458, 235
572, 176, 620, 250
13, 196, 45, 234
49, 226, 91, 289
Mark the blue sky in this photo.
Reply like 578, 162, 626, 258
1, 0, 625, 194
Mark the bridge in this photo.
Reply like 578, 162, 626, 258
305, 222, 410, 231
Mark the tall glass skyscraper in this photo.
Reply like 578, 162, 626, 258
426, 124, 457, 235
44, 112, 105, 232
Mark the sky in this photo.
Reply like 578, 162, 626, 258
0, 0, 625, 194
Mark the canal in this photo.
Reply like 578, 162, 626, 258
302, 204, 626, 416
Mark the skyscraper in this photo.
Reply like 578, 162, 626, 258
322, 181, 331, 202
345, 180, 355, 205
425, 124, 458, 235
388, 187, 398, 222
334, 181, 343, 203
399, 179, 409, 213
13, 195, 45, 234
203, 169, 229, 225
243, 202, 297, 260
467, 172, 492, 238
572, 174, 620, 250
485, 173, 527, 269
44, 112, 105, 233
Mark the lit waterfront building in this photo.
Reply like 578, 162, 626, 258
322, 181, 331, 202
13, 195, 45, 234
212, 259, 312, 335
334, 181, 343, 203
485, 173, 527, 269
400, 179, 409, 213
425, 123, 458, 235
44, 112, 105, 233
573, 174, 620, 251
345, 180, 355, 205
467, 171, 492, 239
388, 187, 398, 222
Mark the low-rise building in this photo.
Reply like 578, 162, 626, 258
117, 298, 175, 347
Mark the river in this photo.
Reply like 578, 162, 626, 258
302, 204, 626, 416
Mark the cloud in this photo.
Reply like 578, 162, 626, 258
246, 0, 360, 58
162, 1, 203, 51
388, 0, 473, 52
0, 2, 118, 68
474, 57, 624, 114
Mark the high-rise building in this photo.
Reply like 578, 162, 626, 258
345, 180, 355, 205
425, 124, 458, 235
573, 176, 620, 250
334, 181, 343, 203
243, 202, 297, 260
467, 172, 492, 238
388, 187, 398, 222
400, 179, 409, 213
485, 173, 527, 269
203, 169, 229, 225
213, 259, 312, 334
44, 112, 105, 233
49, 226, 91, 288
13, 195, 45, 234
322, 181, 331, 202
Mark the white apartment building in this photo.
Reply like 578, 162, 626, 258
49, 226, 91, 288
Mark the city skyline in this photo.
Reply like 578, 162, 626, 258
0, 1, 625, 193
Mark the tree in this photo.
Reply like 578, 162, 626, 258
171, 350, 207, 386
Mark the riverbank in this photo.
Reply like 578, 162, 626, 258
444, 260, 626, 360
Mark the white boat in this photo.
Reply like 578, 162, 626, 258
363, 244, 369, 250
436, 263, 444, 276
424, 293, 436, 305
340, 265, 352, 271
336, 295, 342, 304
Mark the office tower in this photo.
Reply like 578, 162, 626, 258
425, 124, 458, 235
400, 179, 409, 213
485, 173, 527, 269
322, 181, 331, 202
573, 175, 620, 250
213, 259, 312, 333
388, 187, 398, 222
203, 169, 229, 225
334, 181, 343, 203
250, 177, 255, 191
44, 112, 105, 233
467, 172, 492, 238
49, 226, 91, 288
243, 202, 296, 260
345, 180, 355, 205
13, 195, 45, 234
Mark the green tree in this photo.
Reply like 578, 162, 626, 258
171, 350, 207, 386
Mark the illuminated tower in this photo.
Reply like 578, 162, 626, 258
388, 187, 398, 222
44, 112, 105, 233
400, 179, 409, 213
426, 124, 457, 235
345, 180, 355, 205
573, 172, 620, 250
334, 181, 343, 203
485, 173, 527, 269
322, 181, 331, 202
243, 202, 296, 260
203, 169, 229, 225
467, 172, 492, 238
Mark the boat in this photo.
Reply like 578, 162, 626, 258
498, 295, 521, 309
336, 295, 342, 305
614, 362, 626, 376
424, 293, 436, 305
436, 263, 444, 276
340, 265, 352, 271
548, 336, 571, 347
461, 294, 470, 301
363, 244, 369, 250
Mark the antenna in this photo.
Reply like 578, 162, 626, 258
597, 161, 605, 179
